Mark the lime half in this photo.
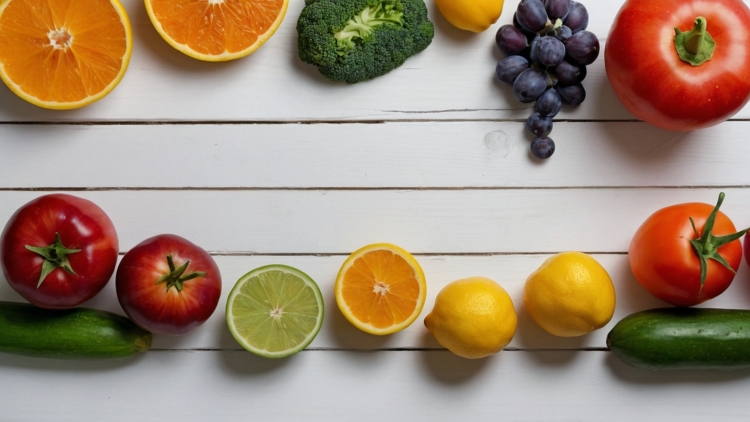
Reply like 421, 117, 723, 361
226, 264, 324, 358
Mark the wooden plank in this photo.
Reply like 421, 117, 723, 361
0, 0, 738, 122
3, 254, 748, 351
0, 189, 747, 254
3, 349, 750, 422
2, 122, 749, 189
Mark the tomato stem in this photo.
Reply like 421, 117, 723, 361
674, 17, 716, 67
688, 193, 748, 291
25, 233, 80, 288
155, 254, 207, 292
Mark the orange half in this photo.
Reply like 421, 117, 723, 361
0, 0, 132, 109
145, 0, 289, 62
335, 243, 427, 335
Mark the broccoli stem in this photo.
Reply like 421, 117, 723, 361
334, 1, 403, 55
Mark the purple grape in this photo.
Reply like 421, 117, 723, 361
550, 60, 586, 84
529, 35, 541, 63
535, 88, 562, 117
554, 25, 572, 42
513, 12, 538, 39
513, 68, 548, 103
516, 0, 549, 32
533, 36, 565, 67
496, 55, 530, 85
564, 1, 588, 34
544, 0, 571, 21
564, 30, 599, 65
496, 25, 528, 56
556, 83, 586, 106
526, 112, 553, 137
531, 137, 555, 159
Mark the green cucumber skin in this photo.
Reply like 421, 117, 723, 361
607, 308, 750, 370
0, 301, 152, 359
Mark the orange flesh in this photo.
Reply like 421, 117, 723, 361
149, 0, 285, 56
0, 0, 128, 103
341, 250, 421, 329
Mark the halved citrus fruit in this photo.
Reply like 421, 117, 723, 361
335, 243, 427, 335
0, 0, 132, 109
226, 264, 324, 358
145, 0, 289, 62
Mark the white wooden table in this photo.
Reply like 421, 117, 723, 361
3, 0, 750, 420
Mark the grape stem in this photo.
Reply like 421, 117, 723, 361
674, 17, 716, 66
542, 19, 558, 36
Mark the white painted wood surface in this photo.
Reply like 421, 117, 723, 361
3, 0, 750, 419
2, 122, 750, 188
0, 0, 749, 122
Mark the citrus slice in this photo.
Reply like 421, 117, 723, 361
0, 0, 132, 109
226, 264, 324, 358
145, 0, 289, 62
335, 243, 427, 335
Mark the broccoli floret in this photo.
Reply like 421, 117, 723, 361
297, 0, 434, 84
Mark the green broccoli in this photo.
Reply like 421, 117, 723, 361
297, 0, 434, 84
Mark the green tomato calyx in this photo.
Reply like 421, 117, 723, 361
156, 254, 206, 293
334, 0, 403, 55
688, 192, 748, 291
674, 17, 716, 66
25, 233, 81, 288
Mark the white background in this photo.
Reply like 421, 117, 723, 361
2, 0, 750, 420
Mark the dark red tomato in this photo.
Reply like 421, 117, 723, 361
116, 234, 221, 335
629, 193, 746, 307
605, 0, 750, 131
0, 194, 119, 309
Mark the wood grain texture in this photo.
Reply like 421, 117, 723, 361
4, 254, 748, 351
2, 0, 750, 417
3, 350, 750, 422
1, 122, 749, 189
1, 189, 747, 254
0, 0, 743, 122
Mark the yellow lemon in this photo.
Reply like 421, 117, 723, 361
524, 252, 616, 337
435, 0, 505, 32
424, 277, 517, 359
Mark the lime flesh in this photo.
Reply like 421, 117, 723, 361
226, 265, 324, 358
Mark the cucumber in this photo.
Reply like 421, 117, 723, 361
0, 301, 152, 359
607, 308, 750, 370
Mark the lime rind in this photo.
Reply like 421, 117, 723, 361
226, 264, 324, 358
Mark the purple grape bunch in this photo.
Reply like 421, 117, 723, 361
495, 0, 599, 159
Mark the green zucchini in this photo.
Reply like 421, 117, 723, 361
0, 301, 152, 359
607, 307, 750, 370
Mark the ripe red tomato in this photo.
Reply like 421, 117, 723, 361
629, 193, 746, 307
116, 234, 221, 335
605, 0, 750, 131
0, 194, 119, 309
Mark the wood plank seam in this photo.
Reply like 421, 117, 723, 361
145, 347, 612, 352
4, 186, 750, 191
0, 119, 645, 125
